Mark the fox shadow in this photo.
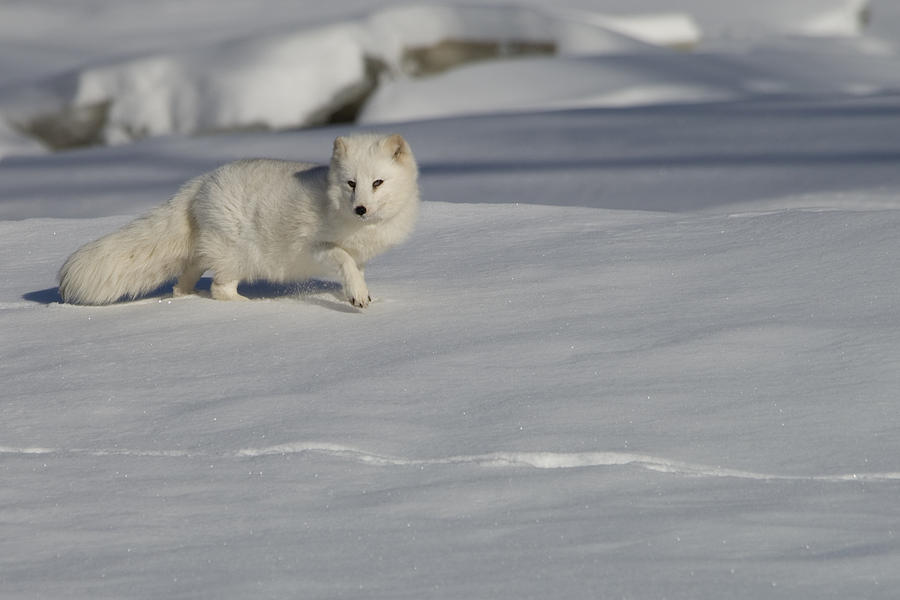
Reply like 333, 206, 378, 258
23, 278, 353, 311
23, 287, 63, 304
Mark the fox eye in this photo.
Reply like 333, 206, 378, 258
347, 180, 356, 190
372, 179, 384, 189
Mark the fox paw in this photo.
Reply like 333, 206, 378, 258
349, 294, 372, 308
344, 275, 370, 308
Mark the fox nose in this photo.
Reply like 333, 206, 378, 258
355, 205, 367, 216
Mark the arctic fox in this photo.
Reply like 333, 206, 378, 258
58, 133, 419, 307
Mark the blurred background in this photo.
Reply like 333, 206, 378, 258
1, 0, 898, 157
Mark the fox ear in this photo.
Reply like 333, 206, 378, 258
385, 134, 409, 161
333, 136, 348, 157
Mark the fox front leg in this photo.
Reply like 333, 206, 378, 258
312, 243, 371, 308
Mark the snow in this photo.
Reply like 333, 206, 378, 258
0, 4, 692, 151
3, 1, 900, 598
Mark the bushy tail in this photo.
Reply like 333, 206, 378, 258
58, 177, 204, 304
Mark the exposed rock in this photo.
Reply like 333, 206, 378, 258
19, 101, 109, 150
402, 39, 556, 77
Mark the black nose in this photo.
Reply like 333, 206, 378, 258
355, 205, 367, 216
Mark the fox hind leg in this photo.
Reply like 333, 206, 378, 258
210, 277, 248, 301
173, 262, 205, 297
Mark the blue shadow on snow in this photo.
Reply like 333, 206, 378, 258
22, 278, 343, 306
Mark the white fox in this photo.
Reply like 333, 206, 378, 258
58, 133, 419, 307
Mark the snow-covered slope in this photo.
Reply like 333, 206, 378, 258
4, 95, 900, 220
4, 195, 900, 599
2, 1, 900, 599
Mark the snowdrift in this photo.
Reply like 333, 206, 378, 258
0, 0, 884, 156
0, 5, 698, 152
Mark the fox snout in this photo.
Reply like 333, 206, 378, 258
355, 205, 367, 217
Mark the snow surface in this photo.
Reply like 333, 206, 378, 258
3, 1, 900, 599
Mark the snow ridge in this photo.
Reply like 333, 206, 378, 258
3, 444, 896, 483
236, 443, 900, 482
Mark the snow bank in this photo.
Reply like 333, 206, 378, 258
75, 23, 371, 144
2, 4, 692, 153
358, 54, 736, 123
796, 0, 870, 36
2, 0, 881, 155
594, 0, 871, 39
361, 12, 900, 125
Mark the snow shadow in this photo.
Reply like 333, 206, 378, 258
22, 278, 346, 307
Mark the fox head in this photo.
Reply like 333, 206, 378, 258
328, 133, 419, 222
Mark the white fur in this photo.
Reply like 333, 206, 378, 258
58, 133, 419, 307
